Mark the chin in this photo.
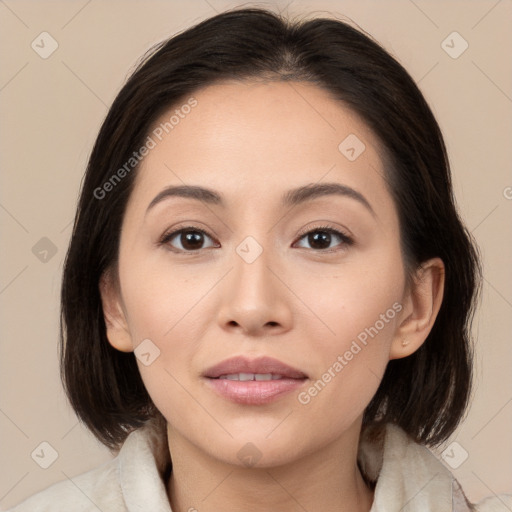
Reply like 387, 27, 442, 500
213, 431, 311, 469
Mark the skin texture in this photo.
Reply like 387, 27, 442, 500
100, 80, 444, 512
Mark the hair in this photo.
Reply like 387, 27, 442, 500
60, 7, 481, 451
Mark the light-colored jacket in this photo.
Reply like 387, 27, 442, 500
7, 419, 512, 511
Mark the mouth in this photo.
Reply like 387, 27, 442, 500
203, 355, 308, 380
214, 373, 292, 381
203, 356, 308, 405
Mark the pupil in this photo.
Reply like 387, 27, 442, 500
309, 231, 330, 249
182, 231, 203, 250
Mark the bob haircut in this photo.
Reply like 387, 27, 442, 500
60, 7, 481, 451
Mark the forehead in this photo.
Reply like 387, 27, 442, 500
130, 80, 393, 217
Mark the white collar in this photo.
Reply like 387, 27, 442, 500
358, 422, 471, 511
116, 418, 472, 511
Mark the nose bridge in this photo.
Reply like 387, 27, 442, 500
216, 230, 292, 335
232, 233, 276, 304
230, 205, 277, 291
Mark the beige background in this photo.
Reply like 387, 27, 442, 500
1, 0, 511, 508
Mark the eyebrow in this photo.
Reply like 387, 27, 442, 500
146, 182, 375, 217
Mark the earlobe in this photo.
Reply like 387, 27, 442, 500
390, 257, 445, 360
98, 269, 134, 353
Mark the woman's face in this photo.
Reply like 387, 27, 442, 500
104, 80, 415, 467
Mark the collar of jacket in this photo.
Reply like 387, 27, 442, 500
357, 422, 473, 511
118, 416, 475, 512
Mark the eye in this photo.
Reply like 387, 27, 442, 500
293, 224, 353, 252
159, 226, 218, 252
159, 224, 353, 253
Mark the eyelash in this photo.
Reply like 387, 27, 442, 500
158, 223, 354, 254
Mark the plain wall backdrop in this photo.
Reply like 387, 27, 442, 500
1, 0, 511, 508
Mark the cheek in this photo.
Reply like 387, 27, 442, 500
119, 255, 209, 345
295, 249, 404, 417
117, 259, 214, 408
303, 243, 404, 349
295, 305, 398, 439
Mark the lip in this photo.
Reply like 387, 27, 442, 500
202, 355, 308, 405
203, 355, 308, 379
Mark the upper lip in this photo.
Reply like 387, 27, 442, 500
203, 356, 308, 379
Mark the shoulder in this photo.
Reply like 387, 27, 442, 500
360, 422, 512, 511
453, 478, 512, 512
5, 457, 123, 512
472, 495, 512, 512
6, 417, 171, 512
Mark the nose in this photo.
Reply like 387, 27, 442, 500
216, 244, 293, 337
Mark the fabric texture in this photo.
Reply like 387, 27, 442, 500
7, 418, 512, 511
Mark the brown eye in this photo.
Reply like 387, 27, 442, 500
294, 226, 353, 252
160, 228, 217, 252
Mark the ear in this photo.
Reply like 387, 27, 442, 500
98, 268, 133, 353
390, 257, 445, 360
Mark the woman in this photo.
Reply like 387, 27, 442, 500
8, 7, 511, 511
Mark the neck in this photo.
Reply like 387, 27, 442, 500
166, 419, 374, 512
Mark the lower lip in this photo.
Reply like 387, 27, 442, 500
205, 377, 307, 405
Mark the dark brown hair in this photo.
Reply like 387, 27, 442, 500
60, 7, 481, 450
